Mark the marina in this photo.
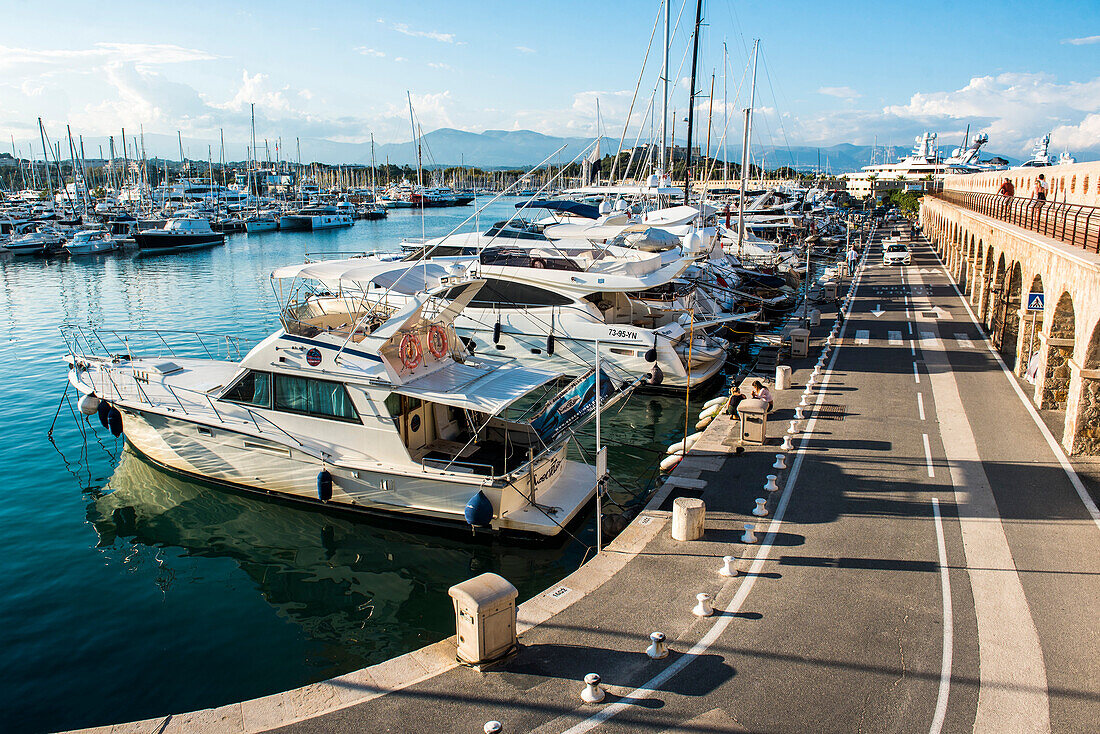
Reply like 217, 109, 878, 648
1, 2, 1098, 733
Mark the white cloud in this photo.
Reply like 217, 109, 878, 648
392, 22, 455, 43
818, 86, 861, 100
515, 46, 535, 54
354, 47, 385, 58
0, 42, 216, 73
1062, 35, 1100, 45
427, 62, 452, 70
394, 56, 407, 63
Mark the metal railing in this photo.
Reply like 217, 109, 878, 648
933, 190, 1100, 254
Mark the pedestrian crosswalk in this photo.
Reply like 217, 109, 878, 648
842, 329, 979, 349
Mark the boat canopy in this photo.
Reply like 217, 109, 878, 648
272, 259, 453, 294
516, 200, 601, 220
391, 359, 557, 415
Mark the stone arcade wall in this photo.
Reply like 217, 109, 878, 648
921, 188, 1100, 455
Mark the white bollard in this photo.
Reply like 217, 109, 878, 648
582, 673, 605, 703
693, 593, 714, 617
485, 723, 503, 734
775, 364, 792, 390
799, 395, 809, 407
646, 631, 669, 659
753, 498, 768, 517
787, 421, 799, 434
671, 497, 706, 541
719, 555, 736, 577
765, 475, 780, 493
741, 523, 758, 544
773, 454, 787, 470
781, 434, 794, 451
794, 406, 804, 420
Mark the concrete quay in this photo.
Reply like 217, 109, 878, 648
70, 225, 1100, 734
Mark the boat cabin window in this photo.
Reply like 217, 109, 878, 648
465, 278, 573, 309
273, 374, 361, 422
221, 370, 272, 408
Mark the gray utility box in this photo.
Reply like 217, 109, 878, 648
449, 573, 518, 665
790, 328, 811, 359
821, 281, 837, 300
737, 398, 770, 444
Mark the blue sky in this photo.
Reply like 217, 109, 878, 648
2, 0, 1098, 161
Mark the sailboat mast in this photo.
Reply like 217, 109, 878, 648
661, 0, 670, 176
736, 39, 759, 254
38, 118, 54, 199
407, 91, 422, 189
682, 0, 703, 204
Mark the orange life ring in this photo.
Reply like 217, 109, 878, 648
427, 325, 448, 359
399, 332, 422, 370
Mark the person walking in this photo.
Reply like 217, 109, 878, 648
998, 177, 1014, 197
845, 244, 858, 275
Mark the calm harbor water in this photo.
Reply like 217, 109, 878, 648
0, 198, 730, 733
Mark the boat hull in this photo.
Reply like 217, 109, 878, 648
111, 405, 592, 538
134, 231, 225, 252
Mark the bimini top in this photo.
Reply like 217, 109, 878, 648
272, 259, 453, 294
392, 357, 557, 414
516, 200, 601, 220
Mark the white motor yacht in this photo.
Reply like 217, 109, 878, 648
65, 229, 120, 256
330, 243, 746, 389
5, 223, 64, 255
63, 263, 623, 538
280, 204, 353, 230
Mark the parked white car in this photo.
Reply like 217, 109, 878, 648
882, 243, 911, 266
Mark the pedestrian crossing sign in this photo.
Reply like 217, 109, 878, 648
1026, 292, 1045, 311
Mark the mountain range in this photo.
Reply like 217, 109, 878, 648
14, 128, 1025, 172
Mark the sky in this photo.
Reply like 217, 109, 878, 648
1, 0, 1098, 162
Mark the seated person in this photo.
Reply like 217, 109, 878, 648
751, 380, 773, 411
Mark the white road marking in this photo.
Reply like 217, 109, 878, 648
914, 361, 920, 383
908, 322, 914, 335
872, 305, 886, 317
889, 330, 903, 345
930, 497, 954, 734
912, 253, 1052, 732
855, 329, 869, 345
918, 392, 926, 420
954, 333, 973, 349
923, 433, 935, 477
910, 339, 917, 356
927, 244, 1100, 531
921, 331, 940, 348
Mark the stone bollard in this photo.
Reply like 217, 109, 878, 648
775, 364, 792, 390
809, 308, 821, 327
753, 498, 768, 517
671, 497, 706, 541
582, 673, 605, 703
787, 421, 800, 434
693, 593, 714, 617
794, 406, 804, 420
646, 632, 668, 659
781, 435, 794, 451
719, 555, 736, 577
773, 454, 787, 470
765, 475, 780, 493
741, 523, 758, 544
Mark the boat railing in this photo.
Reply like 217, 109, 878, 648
62, 325, 252, 362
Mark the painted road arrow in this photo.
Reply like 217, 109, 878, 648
871, 304, 886, 317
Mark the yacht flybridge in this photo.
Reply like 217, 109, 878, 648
63, 262, 626, 538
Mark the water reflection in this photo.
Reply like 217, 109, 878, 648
88, 449, 584, 662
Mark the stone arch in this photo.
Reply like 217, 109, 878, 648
1071, 321, 1100, 454
999, 261, 1023, 368
970, 236, 982, 306
979, 242, 994, 319
983, 248, 1001, 329
959, 240, 970, 293
1042, 292, 1075, 410
1018, 273, 1043, 377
